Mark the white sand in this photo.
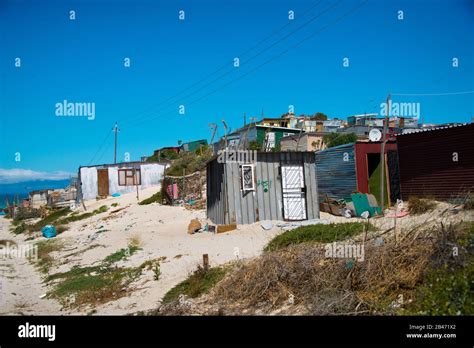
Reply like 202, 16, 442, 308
0, 188, 472, 315
0, 187, 283, 315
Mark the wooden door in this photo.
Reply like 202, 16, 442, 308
97, 169, 109, 197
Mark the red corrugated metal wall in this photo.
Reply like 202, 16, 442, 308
355, 142, 398, 194
397, 124, 474, 201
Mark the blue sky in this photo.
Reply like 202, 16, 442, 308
0, 0, 473, 183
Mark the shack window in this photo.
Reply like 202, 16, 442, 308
241, 164, 255, 191
118, 169, 141, 186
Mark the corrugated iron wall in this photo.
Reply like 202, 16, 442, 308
206, 159, 226, 224
206, 152, 319, 224
315, 143, 357, 201
397, 124, 474, 201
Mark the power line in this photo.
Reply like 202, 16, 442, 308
125, 0, 368, 129
120, 0, 340, 127
88, 131, 112, 165
392, 90, 474, 96
118, 1, 327, 127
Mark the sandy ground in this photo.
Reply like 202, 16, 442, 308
0, 187, 472, 315
0, 187, 285, 315
0, 217, 63, 315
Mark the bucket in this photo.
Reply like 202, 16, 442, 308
41, 225, 57, 238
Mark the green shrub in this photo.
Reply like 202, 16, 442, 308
103, 245, 141, 264
162, 266, 227, 304
265, 222, 374, 252
139, 192, 162, 205
405, 262, 474, 315
153, 264, 161, 281
323, 132, 357, 148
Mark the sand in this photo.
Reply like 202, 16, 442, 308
0, 187, 284, 315
0, 187, 472, 315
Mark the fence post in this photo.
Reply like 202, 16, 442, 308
183, 169, 186, 201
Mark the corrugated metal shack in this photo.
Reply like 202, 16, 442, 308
315, 141, 399, 203
397, 123, 474, 201
207, 151, 319, 225
315, 143, 357, 201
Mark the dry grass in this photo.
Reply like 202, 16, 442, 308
195, 219, 472, 315
408, 197, 437, 215
463, 193, 474, 210
127, 235, 143, 248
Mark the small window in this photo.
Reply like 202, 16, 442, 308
118, 169, 141, 186
241, 164, 255, 191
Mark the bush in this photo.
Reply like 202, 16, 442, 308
323, 132, 357, 148
139, 191, 162, 205
265, 222, 374, 252
408, 197, 437, 215
13, 207, 41, 221
162, 266, 227, 304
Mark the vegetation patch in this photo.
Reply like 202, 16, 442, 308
194, 221, 474, 315
162, 145, 213, 177
323, 132, 357, 148
103, 245, 141, 264
34, 239, 66, 274
57, 205, 108, 225
162, 266, 227, 304
265, 222, 374, 252
10, 207, 71, 235
47, 264, 142, 308
46, 245, 147, 308
403, 222, 474, 315
139, 191, 162, 205
408, 197, 437, 215
463, 194, 474, 210
13, 207, 42, 221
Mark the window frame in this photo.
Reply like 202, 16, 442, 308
240, 164, 255, 191
118, 168, 141, 186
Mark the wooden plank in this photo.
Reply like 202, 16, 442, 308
217, 223, 237, 233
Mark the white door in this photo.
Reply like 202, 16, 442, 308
281, 165, 307, 220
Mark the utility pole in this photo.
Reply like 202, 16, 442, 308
113, 122, 120, 164
222, 120, 228, 150
380, 94, 390, 212
208, 123, 217, 144
296, 114, 308, 150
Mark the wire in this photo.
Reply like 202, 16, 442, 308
120, 0, 340, 127
392, 90, 474, 96
126, 0, 368, 129
119, 0, 326, 126
88, 131, 112, 165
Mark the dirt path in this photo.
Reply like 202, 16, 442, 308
0, 217, 62, 315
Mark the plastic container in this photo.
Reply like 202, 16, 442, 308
41, 225, 57, 238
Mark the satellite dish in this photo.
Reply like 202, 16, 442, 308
369, 128, 382, 142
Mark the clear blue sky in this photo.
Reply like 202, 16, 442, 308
0, 0, 473, 182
